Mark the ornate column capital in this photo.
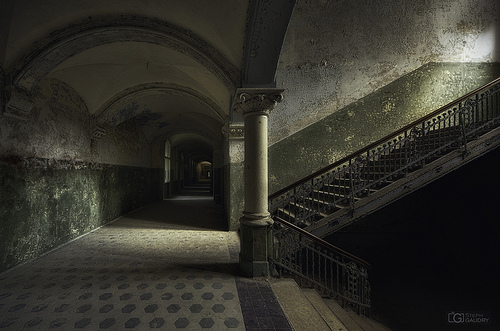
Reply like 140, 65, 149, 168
91, 116, 106, 140
229, 123, 245, 140
3, 86, 33, 121
232, 88, 284, 116
222, 123, 245, 141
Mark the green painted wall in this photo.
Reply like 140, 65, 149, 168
269, 62, 500, 194
0, 77, 163, 273
0, 156, 162, 272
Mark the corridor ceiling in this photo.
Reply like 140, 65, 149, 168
0, 0, 296, 155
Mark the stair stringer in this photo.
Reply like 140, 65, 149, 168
305, 125, 500, 238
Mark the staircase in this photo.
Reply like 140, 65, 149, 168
270, 278, 391, 331
270, 77, 500, 238
268, 77, 500, 326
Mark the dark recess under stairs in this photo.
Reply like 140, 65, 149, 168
325, 146, 500, 330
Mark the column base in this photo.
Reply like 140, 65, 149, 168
239, 255, 271, 277
239, 213, 273, 277
240, 212, 273, 227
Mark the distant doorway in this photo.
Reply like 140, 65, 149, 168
197, 161, 212, 182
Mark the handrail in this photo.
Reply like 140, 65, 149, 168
273, 216, 371, 269
268, 75, 499, 318
269, 76, 500, 200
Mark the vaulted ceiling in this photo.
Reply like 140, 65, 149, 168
0, 0, 295, 161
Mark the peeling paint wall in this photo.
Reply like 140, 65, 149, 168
94, 119, 152, 168
269, 62, 500, 193
0, 160, 161, 271
223, 132, 245, 231
1, 78, 91, 160
269, 0, 499, 193
272, 0, 500, 144
0, 78, 161, 272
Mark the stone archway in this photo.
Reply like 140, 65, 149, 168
11, 15, 238, 93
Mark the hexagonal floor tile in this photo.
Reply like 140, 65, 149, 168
189, 304, 203, 313
174, 317, 190, 329
199, 318, 214, 328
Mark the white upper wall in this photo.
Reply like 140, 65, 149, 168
271, 0, 500, 145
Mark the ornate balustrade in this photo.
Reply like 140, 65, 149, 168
271, 217, 371, 316
268, 77, 500, 317
269, 77, 500, 228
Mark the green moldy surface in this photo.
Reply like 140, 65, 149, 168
0, 155, 162, 272
269, 62, 500, 194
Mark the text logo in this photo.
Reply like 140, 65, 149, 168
447, 311, 490, 325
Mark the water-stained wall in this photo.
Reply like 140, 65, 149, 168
223, 125, 245, 231
272, 0, 499, 145
0, 78, 161, 272
269, 62, 500, 193
269, 0, 499, 193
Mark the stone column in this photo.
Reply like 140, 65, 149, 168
233, 88, 284, 277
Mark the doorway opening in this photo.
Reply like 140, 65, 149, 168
197, 161, 212, 182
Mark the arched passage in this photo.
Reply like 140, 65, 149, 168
162, 132, 219, 199
0, 0, 298, 272
197, 161, 212, 182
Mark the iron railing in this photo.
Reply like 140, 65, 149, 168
268, 77, 500, 316
269, 77, 500, 228
271, 216, 371, 316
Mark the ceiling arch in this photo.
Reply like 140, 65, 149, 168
94, 82, 225, 126
1, 1, 298, 147
157, 120, 223, 148
11, 15, 239, 93
242, 0, 296, 87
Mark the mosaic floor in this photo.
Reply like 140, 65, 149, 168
0, 187, 292, 330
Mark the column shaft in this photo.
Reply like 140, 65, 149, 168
243, 111, 270, 219
232, 88, 283, 277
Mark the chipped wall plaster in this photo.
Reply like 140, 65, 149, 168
271, 0, 500, 145
0, 77, 162, 272
269, 62, 500, 193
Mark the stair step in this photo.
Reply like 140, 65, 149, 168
303, 196, 342, 213
315, 194, 353, 206
323, 298, 365, 331
346, 310, 377, 331
271, 278, 393, 331
321, 183, 351, 190
302, 288, 348, 331
270, 278, 331, 331
357, 314, 393, 331
323, 297, 391, 331
277, 206, 320, 227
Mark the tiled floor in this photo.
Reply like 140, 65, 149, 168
235, 279, 292, 331
0, 185, 292, 330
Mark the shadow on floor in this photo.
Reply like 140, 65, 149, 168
113, 183, 227, 232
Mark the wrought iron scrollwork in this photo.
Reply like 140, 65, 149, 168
406, 125, 425, 166
269, 77, 500, 320
460, 98, 477, 127
350, 155, 367, 197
